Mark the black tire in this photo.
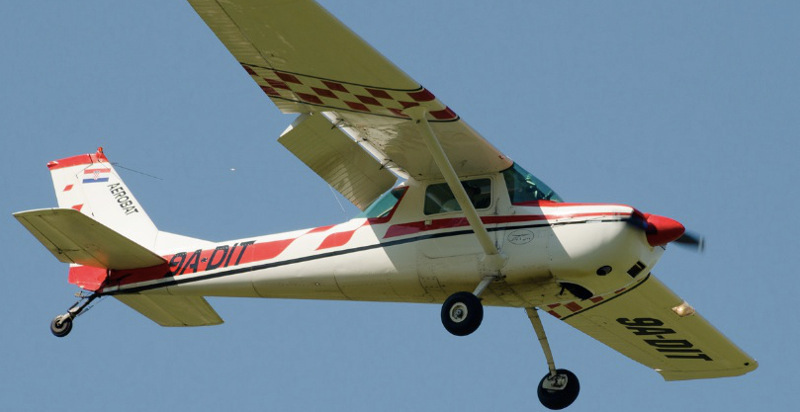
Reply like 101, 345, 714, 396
537, 369, 580, 410
441, 291, 483, 336
50, 315, 72, 338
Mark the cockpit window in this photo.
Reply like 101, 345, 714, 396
424, 178, 492, 215
357, 186, 408, 219
502, 163, 563, 203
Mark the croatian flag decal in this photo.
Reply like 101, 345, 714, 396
82, 168, 111, 183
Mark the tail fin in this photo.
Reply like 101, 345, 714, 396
46, 147, 158, 249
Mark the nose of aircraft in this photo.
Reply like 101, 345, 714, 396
643, 213, 686, 247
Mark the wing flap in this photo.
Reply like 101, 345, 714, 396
554, 274, 757, 380
14, 208, 166, 270
279, 113, 397, 210
115, 294, 224, 327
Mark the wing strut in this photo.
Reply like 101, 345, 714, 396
406, 107, 507, 277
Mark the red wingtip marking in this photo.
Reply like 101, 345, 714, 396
366, 88, 391, 99
408, 89, 435, 102
312, 87, 337, 99
355, 95, 381, 106
345, 101, 370, 112
297, 92, 323, 105
265, 78, 290, 90
242, 64, 257, 75
322, 81, 348, 93
260, 85, 279, 96
429, 107, 457, 120
275, 71, 302, 84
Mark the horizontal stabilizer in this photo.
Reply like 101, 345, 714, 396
14, 208, 166, 269
115, 294, 224, 327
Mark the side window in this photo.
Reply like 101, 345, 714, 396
424, 179, 492, 215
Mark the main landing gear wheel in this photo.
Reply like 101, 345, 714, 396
537, 369, 580, 410
441, 291, 483, 336
50, 315, 73, 338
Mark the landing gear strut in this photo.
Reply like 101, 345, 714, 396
526, 308, 580, 410
50, 293, 100, 338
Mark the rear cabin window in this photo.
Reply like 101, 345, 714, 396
424, 179, 492, 215
357, 186, 407, 219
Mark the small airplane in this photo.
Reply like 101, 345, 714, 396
14, 1, 756, 409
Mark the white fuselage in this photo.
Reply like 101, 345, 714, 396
101, 175, 665, 309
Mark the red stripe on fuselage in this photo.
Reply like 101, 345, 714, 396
251, 239, 295, 261
307, 225, 335, 234
318, 230, 358, 250
384, 211, 631, 239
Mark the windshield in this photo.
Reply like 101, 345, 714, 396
502, 163, 563, 203
357, 186, 407, 219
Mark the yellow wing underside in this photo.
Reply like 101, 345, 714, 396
547, 273, 757, 381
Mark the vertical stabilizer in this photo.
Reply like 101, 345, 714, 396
46, 147, 158, 249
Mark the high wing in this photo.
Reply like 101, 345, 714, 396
544, 273, 757, 380
186, 0, 512, 208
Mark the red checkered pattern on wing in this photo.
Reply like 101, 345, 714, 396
242, 63, 457, 121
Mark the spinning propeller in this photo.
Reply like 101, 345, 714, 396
629, 211, 705, 253
674, 231, 705, 252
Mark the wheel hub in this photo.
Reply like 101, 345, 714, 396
542, 373, 569, 391
449, 302, 468, 323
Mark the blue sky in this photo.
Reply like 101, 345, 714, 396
1, 1, 797, 410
